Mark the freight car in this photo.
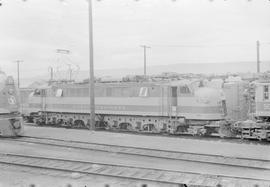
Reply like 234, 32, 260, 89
0, 71, 23, 136
23, 80, 230, 136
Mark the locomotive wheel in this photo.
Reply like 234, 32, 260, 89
176, 125, 188, 133
73, 120, 85, 128
56, 119, 64, 126
33, 118, 44, 126
95, 121, 105, 129
142, 124, 157, 133
119, 123, 132, 131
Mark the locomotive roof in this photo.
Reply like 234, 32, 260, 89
50, 79, 199, 88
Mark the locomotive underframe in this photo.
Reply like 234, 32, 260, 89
26, 111, 270, 140
29, 111, 230, 136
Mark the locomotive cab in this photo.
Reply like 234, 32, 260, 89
171, 80, 227, 121
168, 80, 227, 136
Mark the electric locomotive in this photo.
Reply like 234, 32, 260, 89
24, 79, 228, 136
0, 71, 23, 136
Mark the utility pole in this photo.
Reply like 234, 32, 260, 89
67, 64, 72, 81
15, 60, 22, 88
257, 40, 260, 73
88, 0, 95, 130
48, 66, 54, 81
140, 45, 151, 79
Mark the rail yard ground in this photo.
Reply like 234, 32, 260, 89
22, 124, 270, 160
0, 125, 270, 187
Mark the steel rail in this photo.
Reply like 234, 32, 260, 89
5, 136, 270, 172
24, 123, 270, 146
0, 152, 269, 186
0, 152, 184, 185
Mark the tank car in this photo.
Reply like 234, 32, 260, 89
0, 71, 23, 136
24, 80, 227, 136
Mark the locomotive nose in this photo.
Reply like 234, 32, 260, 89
0, 71, 24, 136
0, 116, 23, 136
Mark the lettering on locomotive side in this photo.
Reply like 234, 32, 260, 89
96, 105, 126, 111
263, 103, 270, 111
256, 102, 270, 112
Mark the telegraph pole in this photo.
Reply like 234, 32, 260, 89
48, 66, 54, 81
67, 64, 72, 81
140, 45, 151, 79
88, 0, 95, 130
257, 40, 260, 73
15, 60, 22, 88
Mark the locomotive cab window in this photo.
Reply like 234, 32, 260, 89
179, 86, 191, 94
264, 85, 269, 100
139, 87, 148, 97
29, 92, 35, 97
56, 89, 63, 97
34, 89, 46, 96
33, 89, 41, 96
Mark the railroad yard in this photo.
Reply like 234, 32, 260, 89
0, 124, 269, 187
1, 1, 270, 186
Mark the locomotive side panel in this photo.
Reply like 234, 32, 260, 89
33, 84, 171, 117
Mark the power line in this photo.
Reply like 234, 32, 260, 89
150, 42, 270, 48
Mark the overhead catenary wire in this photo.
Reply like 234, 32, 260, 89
149, 42, 270, 48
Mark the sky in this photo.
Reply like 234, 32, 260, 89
0, 0, 270, 79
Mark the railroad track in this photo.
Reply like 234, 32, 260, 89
0, 152, 192, 186
0, 152, 269, 187
5, 136, 270, 173
24, 122, 270, 146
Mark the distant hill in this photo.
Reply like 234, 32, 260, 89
20, 61, 270, 87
